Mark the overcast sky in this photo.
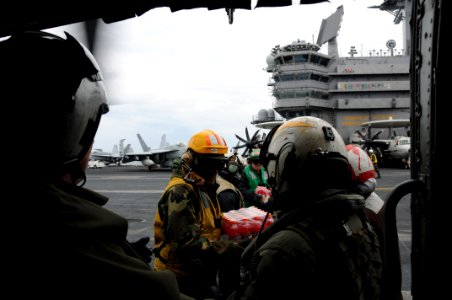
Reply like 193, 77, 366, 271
48, 0, 404, 153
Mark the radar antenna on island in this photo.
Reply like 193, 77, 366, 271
316, 5, 344, 58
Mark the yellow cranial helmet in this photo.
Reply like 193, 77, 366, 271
185, 130, 229, 181
188, 129, 228, 155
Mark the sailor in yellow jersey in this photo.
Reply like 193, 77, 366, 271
154, 129, 244, 299
368, 148, 381, 178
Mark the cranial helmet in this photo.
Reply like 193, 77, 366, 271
346, 144, 376, 183
249, 148, 261, 162
182, 130, 228, 179
346, 144, 377, 198
261, 116, 350, 210
188, 129, 228, 155
1, 31, 109, 176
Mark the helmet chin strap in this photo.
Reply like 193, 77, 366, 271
184, 172, 203, 185
180, 150, 218, 186
180, 158, 202, 185
75, 172, 87, 187
58, 160, 86, 186
70, 161, 87, 186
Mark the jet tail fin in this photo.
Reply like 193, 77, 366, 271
137, 134, 151, 152
124, 143, 132, 154
160, 134, 170, 148
119, 139, 126, 155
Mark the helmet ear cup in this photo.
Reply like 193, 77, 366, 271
181, 150, 194, 171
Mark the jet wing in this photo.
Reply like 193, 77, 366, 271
147, 149, 180, 155
90, 153, 122, 164
254, 120, 284, 130
361, 119, 410, 128
124, 148, 181, 158
122, 148, 184, 165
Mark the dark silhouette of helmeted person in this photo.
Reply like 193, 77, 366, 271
217, 159, 245, 212
2, 31, 191, 299
345, 144, 401, 300
238, 148, 272, 212
230, 116, 382, 300
346, 144, 385, 249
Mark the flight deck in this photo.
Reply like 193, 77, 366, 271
85, 165, 412, 298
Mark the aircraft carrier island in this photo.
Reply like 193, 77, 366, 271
253, 3, 410, 143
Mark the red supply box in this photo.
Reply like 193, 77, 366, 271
255, 186, 272, 197
222, 206, 274, 240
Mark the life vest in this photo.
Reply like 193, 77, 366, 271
154, 176, 222, 276
216, 175, 244, 208
243, 165, 268, 193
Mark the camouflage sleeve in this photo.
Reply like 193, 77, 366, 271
159, 184, 206, 258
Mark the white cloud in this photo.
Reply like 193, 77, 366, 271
48, 0, 404, 151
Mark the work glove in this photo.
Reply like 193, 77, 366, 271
130, 236, 153, 264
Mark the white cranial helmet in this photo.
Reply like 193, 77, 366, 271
2, 31, 109, 176
261, 116, 350, 210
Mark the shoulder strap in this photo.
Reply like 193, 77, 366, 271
286, 221, 313, 245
